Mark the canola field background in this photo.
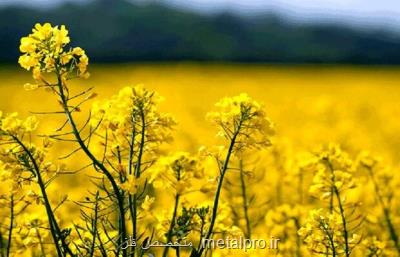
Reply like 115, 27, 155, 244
1, 64, 400, 156
1, 63, 400, 256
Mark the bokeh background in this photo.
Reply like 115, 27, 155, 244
1, 0, 400, 64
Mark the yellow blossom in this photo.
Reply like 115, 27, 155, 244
207, 93, 274, 151
18, 23, 89, 81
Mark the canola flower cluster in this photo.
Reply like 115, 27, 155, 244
18, 23, 89, 88
0, 23, 398, 257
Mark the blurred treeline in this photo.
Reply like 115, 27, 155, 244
1, 0, 400, 64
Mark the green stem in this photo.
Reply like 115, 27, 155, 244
366, 167, 400, 254
293, 218, 302, 257
132, 194, 137, 257
196, 125, 240, 256
334, 187, 350, 257
6, 195, 13, 257
89, 192, 100, 257
320, 221, 336, 257
128, 119, 137, 257
0, 229, 4, 257
163, 194, 180, 257
12, 135, 67, 257
35, 228, 46, 257
239, 159, 251, 239
326, 161, 334, 214
327, 231, 336, 257
135, 109, 146, 178
197, 218, 205, 252
132, 109, 146, 256
55, 72, 127, 256
326, 160, 348, 256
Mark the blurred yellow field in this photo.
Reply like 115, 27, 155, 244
2, 63, 400, 156
2, 63, 400, 162
1, 58, 400, 257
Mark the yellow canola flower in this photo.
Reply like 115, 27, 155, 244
18, 23, 89, 81
90, 85, 175, 165
149, 151, 203, 194
0, 112, 38, 134
19, 36, 37, 53
309, 144, 356, 201
1, 112, 22, 133
299, 208, 362, 256
207, 93, 274, 151
18, 54, 39, 70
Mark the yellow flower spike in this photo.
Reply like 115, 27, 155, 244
19, 23, 89, 82
150, 151, 201, 194
207, 93, 274, 151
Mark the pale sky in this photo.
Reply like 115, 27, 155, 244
1, 0, 400, 28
